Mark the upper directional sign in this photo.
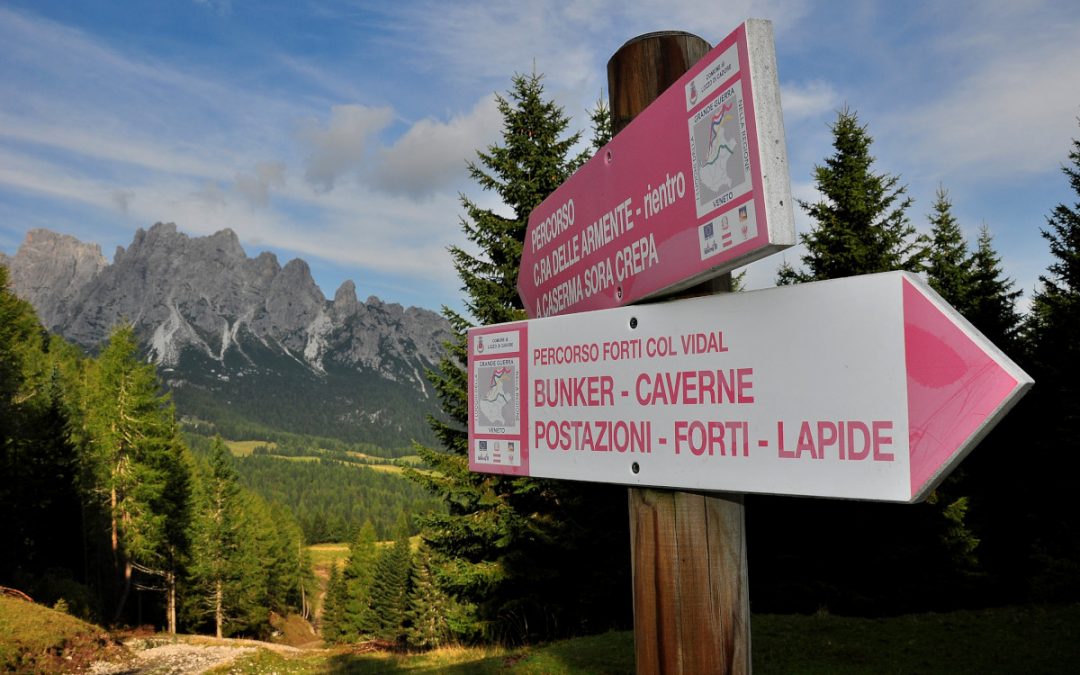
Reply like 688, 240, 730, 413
518, 19, 795, 319
469, 272, 1032, 503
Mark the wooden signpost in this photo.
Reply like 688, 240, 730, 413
467, 19, 1033, 675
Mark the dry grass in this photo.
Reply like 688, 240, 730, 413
224, 439, 276, 456
0, 596, 127, 673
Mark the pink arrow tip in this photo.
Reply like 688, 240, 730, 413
903, 278, 1024, 500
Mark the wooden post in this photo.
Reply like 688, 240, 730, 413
608, 32, 752, 675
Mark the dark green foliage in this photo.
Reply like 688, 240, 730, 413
925, 186, 972, 311
321, 561, 347, 643
336, 522, 379, 641
226, 454, 444, 544
758, 111, 982, 615
966, 226, 1023, 352
368, 533, 413, 643
0, 267, 83, 597
184, 459, 311, 640
1019, 127, 1080, 600
186, 437, 248, 637
412, 72, 630, 645
778, 107, 925, 284
405, 544, 455, 650
921, 190, 1019, 596
0, 281, 312, 634
81, 324, 193, 629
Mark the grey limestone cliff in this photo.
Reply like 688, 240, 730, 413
4, 223, 451, 444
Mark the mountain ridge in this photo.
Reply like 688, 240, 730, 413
3, 223, 451, 446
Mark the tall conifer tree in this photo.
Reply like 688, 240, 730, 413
966, 225, 1023, 352
83, 324, 191, 630
369, 532, 413, 643
1022, 125, 1080, 599
405, 544, 454, 650
411, 74, 629, 643
778, 107, 924, 283
926, 186, 973, 313
188, 437, 245, 638
758, 109, 971, 613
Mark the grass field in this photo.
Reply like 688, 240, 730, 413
211, 603, 1080, 674
3, 594, 1077, 674
0, 596, 124, 672
224, 439, 276, 456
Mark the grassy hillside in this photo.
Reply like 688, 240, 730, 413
208, 604, 1079, 674
3, 597, 1076, 674
0, 595, 126, 672
214, 604, 1075, 673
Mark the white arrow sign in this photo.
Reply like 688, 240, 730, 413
467, 271, 1032, 502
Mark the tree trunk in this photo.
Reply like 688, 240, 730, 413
113, 559, 132, 625
167, 570, 177, 635
215, 579, 224, 639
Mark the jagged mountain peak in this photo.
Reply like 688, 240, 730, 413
6, 228, 107, 330
4, 224, 450, 446
333, 280, 360, 318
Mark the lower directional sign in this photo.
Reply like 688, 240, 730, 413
467, 271, 1032, 502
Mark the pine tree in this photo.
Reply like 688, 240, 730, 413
188, 437, 245, 638
320, 562, 347, 643
82, 324, 192, 630
340, 520, 379, 640
404, 544, 454, 650
778, 107, 924, 283
966, 225, 1023, 352
756, 110, 983, 614
410, 73, 630, 643
1021, 125, 1080, 599
925, 186, 973, 313
368, 533, 413, 643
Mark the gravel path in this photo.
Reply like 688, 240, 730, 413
89, 639, 260, 675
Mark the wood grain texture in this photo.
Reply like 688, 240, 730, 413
629, 489, 750, 674
606, 32, 712, 135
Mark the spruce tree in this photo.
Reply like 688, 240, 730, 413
757, 110, 978, 614
778, 107, 924, 283
0, 268, 81, 588
188, 437, 245, 638
321, 562, 347, 643
340, 520, 379, 640
1022, 125, 1080, 599
368, 533, 413, 643
925, 186, 973, 313
966, 225, 1023, 352
410, 73, 630, 643
405, 544, 454, 650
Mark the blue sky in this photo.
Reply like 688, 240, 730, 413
1, 0, 1078, 315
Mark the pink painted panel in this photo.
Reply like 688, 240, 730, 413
903, 279, 1017, 498
519, 21, 792, 318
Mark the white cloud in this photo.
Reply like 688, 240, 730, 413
300, 104, 395, 193
780, 80, 840, 122
234, 162, 286, 208
0, 147, 117, 211
374, 94, 501, 198
892, 8, 1080, 180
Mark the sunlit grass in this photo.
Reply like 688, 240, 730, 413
224, 439, 275, 456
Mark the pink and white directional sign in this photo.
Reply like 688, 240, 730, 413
470, 272, 1032, 502
518, 19, 795, 319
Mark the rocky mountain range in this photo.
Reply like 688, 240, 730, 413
2, 224, 451, 447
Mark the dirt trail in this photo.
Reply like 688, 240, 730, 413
89, 636, 302, 675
